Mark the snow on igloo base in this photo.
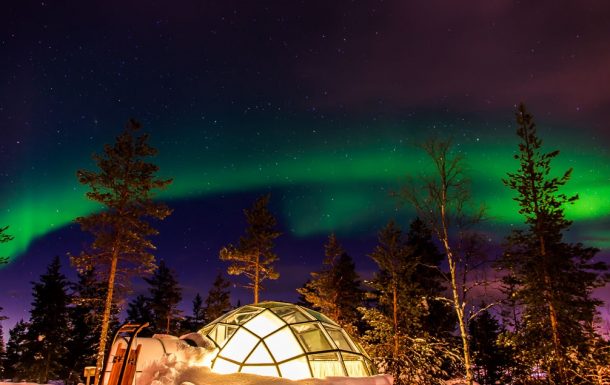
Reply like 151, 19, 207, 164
139, 344, 393, 385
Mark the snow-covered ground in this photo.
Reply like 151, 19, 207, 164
0, 344, 393, 385
138, 344, 393, 385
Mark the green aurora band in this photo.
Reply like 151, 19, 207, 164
2, 118, 609, 263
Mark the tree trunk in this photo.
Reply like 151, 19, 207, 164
94, 252, 118, 385
392, 283, 399, 358
540, 236, 565, 384
440, 189, 474, 385
254, 254, 260, 304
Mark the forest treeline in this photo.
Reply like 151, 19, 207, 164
1, 105, 609, 385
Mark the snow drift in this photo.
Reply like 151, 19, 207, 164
138, 344, 393, 385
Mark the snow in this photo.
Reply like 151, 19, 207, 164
137, 344, 393, 385
0, 340, 394, 385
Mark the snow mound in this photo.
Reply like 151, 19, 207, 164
139, 345, 393, 385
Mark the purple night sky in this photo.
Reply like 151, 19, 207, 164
1, 1, 610, 334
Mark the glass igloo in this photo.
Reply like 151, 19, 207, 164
197, 301, 375, 380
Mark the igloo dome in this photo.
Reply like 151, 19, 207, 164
196, 301, 375, 380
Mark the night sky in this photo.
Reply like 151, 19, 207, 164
1, 1, 610, 332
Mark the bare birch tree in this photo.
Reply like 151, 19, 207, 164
399, 138, 484, 385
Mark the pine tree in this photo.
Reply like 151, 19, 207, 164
497, 104, 609, 384
204, 273, 232, 322
361, 220, 457, 385
4, 320, 29, 380
66, 266, 117, 381
182, 293, 206, 332
297, 233, 364, 333
0, 306, 7, 378
469, 306, 510, 385
72, 119, 172, 378
0, 225, 13, 264
404, 218, 453, 338
144, 260, 183, 334
220, 194, 280, 304
126, 295, 154, 329
24, 256, 71, 383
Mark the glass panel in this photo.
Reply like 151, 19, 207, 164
255, 301, 290, 309
210, 308, 238, 325
208, 324, 238, 348
364, 358, 376, 375
212, 357, 240, 374
240, 365, 279, 377
308, 352, 345, 378
325, 327, 356, 351
222, 306, 263, 325
291, 323, 333, 352
304, 309, 338, 325
245, 342, 274, 364
341, 353, 369, 377
264, 326, 303, 362
198, 324, 214, 336
244, 310, 285, 337
220, 328, 259, 362
271, 306, 312, 323
278, 357, 311, 380
354, 340, 371, 359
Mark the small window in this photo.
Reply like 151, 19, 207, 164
208, 324, 238, 348
308, 352, 345, 377
291, 323, 333, 352
341, 353, 369, 377
325, 327, 356, 352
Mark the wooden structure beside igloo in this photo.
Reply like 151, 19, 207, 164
197, 301, 375, 380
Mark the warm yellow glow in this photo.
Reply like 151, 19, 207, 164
342, 353, 368, 377
209, 324, 237, 347
326, 327, 355, 351
198, 302, 374, 379
212, 358, 240, 374
220, 328, 259, 362
279, 357, 311, 380
240, 365, 279, 377
309, 353, 345, 377
292, 323, 333, 352
245, 343, 274, 364
244, 310, 285, 337
264, 326, 302, 362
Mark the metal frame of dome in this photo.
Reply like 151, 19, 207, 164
197, 301, 375, 380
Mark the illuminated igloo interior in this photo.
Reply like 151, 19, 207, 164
197, 301, 375, 380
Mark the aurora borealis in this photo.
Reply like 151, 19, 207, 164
2, 1, 610, 326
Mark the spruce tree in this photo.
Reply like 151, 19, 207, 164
297, 233, 364, 333
4, 320, 29, 380
72, 119, 172, 377
469, 306, 510, 385
66, 266, 117, 379
126, 295, 154, 329
404, 218, 452, 338
24, 256, 71, 383
144, 260, 183, 334
0, 306, 7, 378
0, 225, 13, 264
182, 293, 206, 332
220, 194, 280, 304
204, 273, 232, 322
498, 104, 609, 384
